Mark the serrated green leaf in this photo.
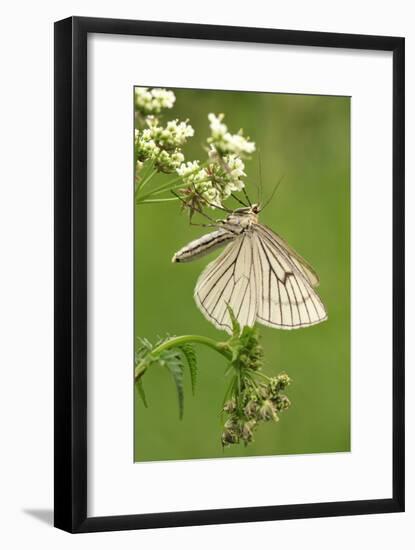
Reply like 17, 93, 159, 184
135, 377, 148, 408
167, 361, 184, 419
160, 348, 181, 361
179, 344, 198, 396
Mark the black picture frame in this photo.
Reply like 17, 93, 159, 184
54, 16, 405, 533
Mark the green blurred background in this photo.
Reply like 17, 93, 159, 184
134, 88, 350, 461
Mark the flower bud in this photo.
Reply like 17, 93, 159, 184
274, 395, 291, 411
224, 416, 239, 431
276, 373, 291, 391
221, 427, 239, 447
244, 400, 258, 418
241, 420, 256, 443
258, 399, 278, 422
258, 383, 270, 400
223, 399, 236, 414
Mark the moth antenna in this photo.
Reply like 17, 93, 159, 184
246, 150, 261, 204
260, 175, 284, 212
231, 193, 248, 207
257, 147, 263, 206
242, 186, 252, 207
171, 190, 218, 224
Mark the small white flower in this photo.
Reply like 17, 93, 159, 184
153, 149, 185, 173
207, 113, 255, 158
135, 117, 193, 173
176, 161, 223, 208
208, 113, 227, 139
164, 119, 195, 146
195, 181, 222, 208
142, 128, 153, 140
176, 161, 200, 178
135, 87, 176, 115
171, 151, 185, 165
181, 165, 209, 189
224, 132, 256, 156
145, 119, 194, 149
151, 88, 175, 110
177, 151, 248, 208
225, 154, 246, 178
134, 88, 153, 114
229, 179, 245, 192
135, 131, 161, 161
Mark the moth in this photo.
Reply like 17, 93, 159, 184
172, 203, 327, 334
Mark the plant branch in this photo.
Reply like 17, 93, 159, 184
138, 197, 180, 204
134, 334, 231, 380
135, 168, 158, 195
136, 160, 211, 204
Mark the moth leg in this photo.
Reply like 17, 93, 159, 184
171, 190, 220, 227
190, 185, 234, 214
189, 221, 218, 228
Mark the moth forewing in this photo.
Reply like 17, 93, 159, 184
194, 234, 257, 334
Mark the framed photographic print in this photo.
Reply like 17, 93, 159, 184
54, 16, 405, 532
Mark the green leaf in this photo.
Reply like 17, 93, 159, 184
226, 304, 240, 337
179, 344, 198, 396
135, 377, 148, 408
167, 361, 184, 419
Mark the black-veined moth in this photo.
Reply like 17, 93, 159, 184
172, 203, 327, 334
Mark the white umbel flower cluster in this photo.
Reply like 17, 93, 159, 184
207, 113, 256, 157
176, 160, 203, 179
149, 118, 194, 149
176, 152, 248, 208
134, 87, 176, 115
134, 89, 256, 213
176, 161, 221, 207
135, 117, 193, 173
222, 154, 246, 192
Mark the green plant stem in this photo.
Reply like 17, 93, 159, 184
136, 178, 184, 203
135, 168, 158, 195
136, 161, 211, 204
253, 370, 271, 382
152, 177, 213, 198
138, 197, 180, 204
134, 335, 231, 380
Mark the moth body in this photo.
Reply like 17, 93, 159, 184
172, 229, 234, 263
